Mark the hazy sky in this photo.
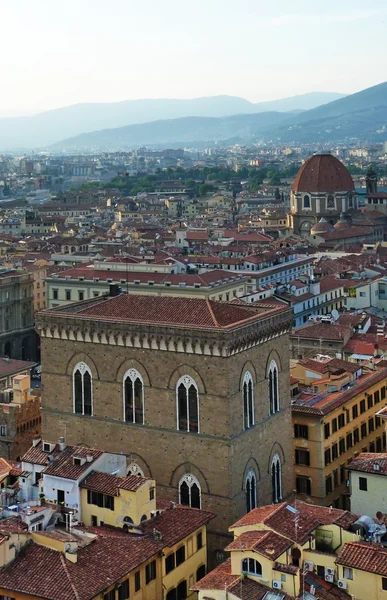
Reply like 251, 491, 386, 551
1, 0, 386, 115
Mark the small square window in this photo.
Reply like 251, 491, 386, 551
344, 567, 353, 580
382, 577, 387, 591
359, 477, 368, 491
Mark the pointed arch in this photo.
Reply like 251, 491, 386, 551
245, 468, 257, 513
243, 371, 254, 429
179, 473, 201, 509
271, 453, 282, 504
176, 375, 199, 433
268, 359, 279, 415
73, 362, 93, 416
123, 368, 144, 424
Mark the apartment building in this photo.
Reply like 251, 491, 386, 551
292, 358, 387, 509
45, 266, 247, 308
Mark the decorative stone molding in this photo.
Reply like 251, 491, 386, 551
36, 309, 293, 357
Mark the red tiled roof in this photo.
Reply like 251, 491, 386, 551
231, 501, 354, 545
292, 367, 387, 416
43, 446, 103, 480
22, 440, 57, 466
192, 559, 293, 599
294, 501, 358, 529
47, 266, 246, 287
0, 531, 162, 600
140, 505, 214, 547
347, 453, 387, 476
290, 323, 351, 341
225, 529, 291, 559
336, 541, 387, 576
0, 358, 36, 377
292, 154, 355, 193
80, 471, 149, 495
43, 294, 286, 331
191, 559, 239, 591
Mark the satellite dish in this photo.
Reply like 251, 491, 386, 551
331, 309, 339, 321
291, 285, 297, 292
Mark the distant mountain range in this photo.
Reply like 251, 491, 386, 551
49, 82, 387, 150
0, 92, 344, 149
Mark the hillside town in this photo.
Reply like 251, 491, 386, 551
2, 150, 387, 600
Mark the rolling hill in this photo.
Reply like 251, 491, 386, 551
50, 82, 387, 150
0, 92, 344, 149
51, 112, 296, 150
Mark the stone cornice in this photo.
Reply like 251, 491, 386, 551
35, 309, 293, 357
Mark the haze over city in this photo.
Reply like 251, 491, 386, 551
1, 0, 386, 116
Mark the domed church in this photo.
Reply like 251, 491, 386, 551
288, 153, 357, 236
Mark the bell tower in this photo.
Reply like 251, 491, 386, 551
366, 166, 378, 195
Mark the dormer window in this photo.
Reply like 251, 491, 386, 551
43, 442, 53, 453
73, 456, 85, 466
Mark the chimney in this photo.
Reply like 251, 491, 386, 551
58, 437, 66, 451
109, 283, 120, 297
86, 454, 93, 463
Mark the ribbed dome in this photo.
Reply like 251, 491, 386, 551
311, 218, 334, 234
292, 154, 355, 193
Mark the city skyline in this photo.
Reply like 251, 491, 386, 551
1, 0, 386, 115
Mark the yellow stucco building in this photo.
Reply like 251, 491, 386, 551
291, 358, 387, 508
0, 470, 213, 600
194, 500, 387, 600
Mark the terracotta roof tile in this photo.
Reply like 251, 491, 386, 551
42, 294, 286, 331
292, 154, 355, 193
347, 453, 387, 476
43, 446, 103, 480
336, 541, 387, 576
140, 505, 214, 547
225, 529, 292, 559
231, 501, 355, 545
80, 471, 149, 495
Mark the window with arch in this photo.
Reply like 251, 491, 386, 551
268, 360, 279, 415
246, 469, 257, 513
327, 194, 335, 209
177, 376, 199, 433
243, 372, 254, 429
127, 462, 144, 477
303, 194, 311, 209
179, 474, 201, 509
123, 369, 144, 424
73, 362, 92, 416
271, 454, 282, 503
241, 558, 262, 576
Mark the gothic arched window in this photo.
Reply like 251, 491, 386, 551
127, 462, 144, 477
73, 362, 92, 416
241, 558, 262, 576
271, 454, 282, 503
177, 376, 199, 433
268, 360, 279, 415
123, 369, 144, 424
246, 469, 257, 513
179, 474, 201, 509
303, 194, 311, 209
243, 372, 254, 429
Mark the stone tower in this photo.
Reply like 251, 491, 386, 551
36, 293, 293, 561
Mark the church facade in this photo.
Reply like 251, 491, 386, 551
288, 153, 357, 236
36, 292, 293, 560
